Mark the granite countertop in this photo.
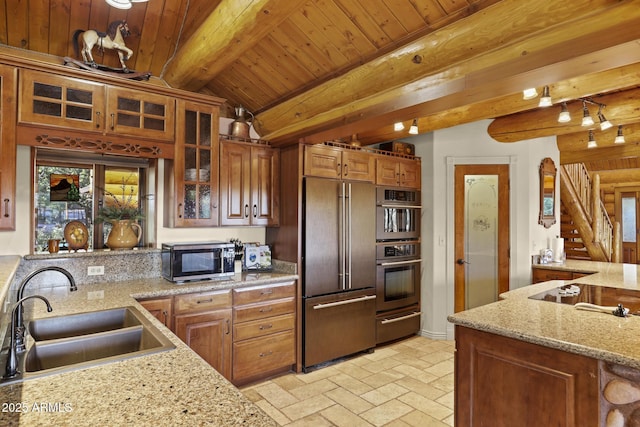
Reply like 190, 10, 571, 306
448, 260, 640, 370
0, 256, 295, 426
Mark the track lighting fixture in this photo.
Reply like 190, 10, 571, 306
615, 125, 625, 144
581, 102, 594, 127
538, 86, 552, 107
558, 103, 571, 123
587, 130, 597, 148
522, 88, 538, 100
408, 119, 419, 135
597, 107, 613, 131
394, 122, 405, 131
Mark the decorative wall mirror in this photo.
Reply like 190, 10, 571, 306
539, 157, 557, 228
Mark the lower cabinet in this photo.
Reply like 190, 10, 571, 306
138, 281, 297, 385
173, 290, 233, 380
232, 281, 296, 385
455, 325, 599, 426
531, 266, 593, 283
137, 297, 173, 329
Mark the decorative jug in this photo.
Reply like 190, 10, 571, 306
106, 220, 142, 250
229, 106, 254, 139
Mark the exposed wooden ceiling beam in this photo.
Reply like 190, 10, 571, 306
558, 122, 640, 153
561, 142, 640, 165
252, 0, 640, 145
162, 0, 306, 92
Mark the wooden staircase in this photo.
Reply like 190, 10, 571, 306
559, 163, 620, 262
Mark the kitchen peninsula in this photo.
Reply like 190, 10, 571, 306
0, 254, 296, 426
449, 260, 640, 426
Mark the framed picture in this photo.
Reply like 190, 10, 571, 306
50, 174, 80, 202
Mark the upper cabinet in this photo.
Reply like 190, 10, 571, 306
0, 65, 17, 230
220, 140, 280, 226
376, 156, 421, 189
18, 69, 174, 141
165, 100, 220, 227
304, 144, 375, 182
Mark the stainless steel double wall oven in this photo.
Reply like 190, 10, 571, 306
375, 187, 422, 344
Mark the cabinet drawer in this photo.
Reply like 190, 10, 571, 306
233, 281, 295, 305
233, 330, 295, 381
531, 268, 573, 283
234, 313, 295, 341
174, 289, 232, 313
233, 297, 295, 323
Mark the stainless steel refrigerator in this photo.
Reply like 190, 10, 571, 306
302, 177, 377, 370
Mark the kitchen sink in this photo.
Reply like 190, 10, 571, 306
2, 306, 175, 384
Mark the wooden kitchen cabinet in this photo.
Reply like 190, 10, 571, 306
165, 100, 220, 227
220, 140, 280, 226
137, 297, 173, 330
531, 266, 593, 283
18, 69, 174, 141
304, 144, 375, 182
174, 290, 232, 380
455, 326, 598, 427
0, 64, 16, 230
232, 281, 296, 385
376, 155, 421, 188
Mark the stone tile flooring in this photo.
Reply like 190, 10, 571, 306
241, 336, 455, 426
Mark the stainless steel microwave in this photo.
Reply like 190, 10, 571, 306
376, 187, 421, 241
161, 241, 235, 283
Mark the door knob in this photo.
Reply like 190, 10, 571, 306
457, 259, 469, 265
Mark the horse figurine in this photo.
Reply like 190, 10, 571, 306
73, 20, 133, 71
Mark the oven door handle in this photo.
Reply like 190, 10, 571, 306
379, 259, 422, 267
380, 311, 422, 324
379, 204, 423, 209
312, 295, 376, 310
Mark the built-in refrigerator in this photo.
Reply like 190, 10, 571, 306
302, 177, 377, 370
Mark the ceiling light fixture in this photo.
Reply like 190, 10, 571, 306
587, 130, 597, 148
409, 119, 419, 135
581, 102, 594, 127
394, 122, 405, 131
615, 125, 625, 144
538, 86, 552, 107
522, 88, 538, 100
105, 0, 148, 9
597, 107, 613, 131
558, 102, 571, 123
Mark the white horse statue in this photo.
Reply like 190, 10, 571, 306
73, 20, 133, 71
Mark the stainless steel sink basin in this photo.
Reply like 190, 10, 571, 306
2, 306, 175, 384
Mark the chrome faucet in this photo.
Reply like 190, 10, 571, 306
4, 295, 52, 379
14, 266, 76, 351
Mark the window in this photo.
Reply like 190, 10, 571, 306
34, 149, 154, 253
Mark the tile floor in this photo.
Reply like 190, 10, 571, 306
241, 336, 455, 426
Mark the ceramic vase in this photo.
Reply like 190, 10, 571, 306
106, 220, 142, 250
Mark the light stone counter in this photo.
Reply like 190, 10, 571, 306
0, 257, 295, 426
448, 260, 640, 370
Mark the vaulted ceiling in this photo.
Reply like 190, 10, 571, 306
1, 0, 640, 169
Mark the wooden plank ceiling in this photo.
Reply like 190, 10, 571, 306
1, 0, 640, 172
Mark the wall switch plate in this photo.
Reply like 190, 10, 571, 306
87, 265, 105, 276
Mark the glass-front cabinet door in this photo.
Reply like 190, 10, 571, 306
106, 87, 174, 141
171, 100, 219, 227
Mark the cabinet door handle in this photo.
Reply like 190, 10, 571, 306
260, 289, 273, 295
162, 310, 168, 324
178, 203, 183, 218
244, 204, 249, 218
196, 298, 213, 304
253, 204, 257, 218
259, 307, 273, 313
3, 198, 9, 218
110, 112, 115, 130
343, 164, 348, 176
336, 162, 341, 175
95, 111, 101, 128
226, 319, 230, 335
259, 350, 273, 358
259, 324, 273, 330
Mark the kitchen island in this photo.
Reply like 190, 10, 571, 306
0, 255, 295, 426
448, 260, 640, 427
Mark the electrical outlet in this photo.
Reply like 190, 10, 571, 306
87, 265, 104, 276
87, 290, 104, 300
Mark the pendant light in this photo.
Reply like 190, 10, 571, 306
615, 125, 625, 144
557, 102, 571, 123
394, 122, 405, 131
597, 107, 613, 131
408, 119, 419, 135
538, 86, 552, 107
522, 88, 538, 100
581, 102, 594, 127
587, 130, 597, 148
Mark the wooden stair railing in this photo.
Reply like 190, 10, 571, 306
560, 164, 618, 262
